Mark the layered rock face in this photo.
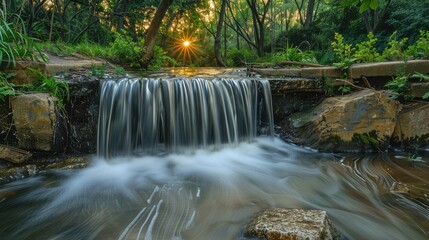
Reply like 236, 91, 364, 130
392, 103, 429, 148
288, 90, 400, 151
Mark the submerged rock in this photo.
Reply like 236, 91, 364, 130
244, 208, 339, 240
288, 89, 400, 152
0, 165, 38, 184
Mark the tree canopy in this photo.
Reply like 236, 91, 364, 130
2, 0, 429, 68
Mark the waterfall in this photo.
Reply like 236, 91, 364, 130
97, 78, 274, 158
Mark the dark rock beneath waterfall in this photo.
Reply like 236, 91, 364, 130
65, 78, 100, 154
244, 208, 339, 240
286, 89, 400, 152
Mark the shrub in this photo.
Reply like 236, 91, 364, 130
354, 32, 383, 63
226, 48, 257, 67
331, 33, 356, 70
0, 9, 46, 68
109, 31, 143, 68
270, 46, 318, 64
407, 30, 429, 59
382, 32, 409, 61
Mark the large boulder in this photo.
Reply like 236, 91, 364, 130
288, 89, 400, 152
392, 103, 429, 149
245, 208, 339, 240
11, 93, 64, 151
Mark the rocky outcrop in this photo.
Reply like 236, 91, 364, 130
287, 89, 400, 152
65, 78, 100, 154
10, 93, 64, 151
392, 103, 429, 149
245, 208, 339, 240
0, 145, 32, 163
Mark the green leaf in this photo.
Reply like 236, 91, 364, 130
359, 0, 371, 13
370, 0, 379, 10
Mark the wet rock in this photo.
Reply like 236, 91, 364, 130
0, 165, 38, 185
10, 93, 64, 151
0, 145, 32, 164
392, 103, 429, 149
245, 208, 339, 240
65, 78, 100, 154
288, 89, 400, 152
390, 182, 410, 194
44, 156, 90, 169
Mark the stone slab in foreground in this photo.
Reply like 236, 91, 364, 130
245, 208, 339, 240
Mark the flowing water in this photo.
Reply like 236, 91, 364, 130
0, 76, 429, 240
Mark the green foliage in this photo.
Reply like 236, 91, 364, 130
75, 42, 111, 59
226, 48, 257, 67
115, 67, 126, 75
149, 45, 176, 70
352, 131, 380, 147
385, 75, 413, 102
109, 32, 143, 68
90, 64, 106, 77
271, 46, 318, 64
26, 68, 70, 108
341, 0, 379, 13
385, 0, 429, 44
39, 41, 74, 57
407, 154, 425, 163
0, 9, 47, 68
0, 74, 16, 101
338, 85, 351, 94
331, 33, 356, 72
382, 32, 409, 61
354, 32, 382, 63
407, 30, 429, 59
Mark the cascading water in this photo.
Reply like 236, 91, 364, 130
0, 73, 428, 240
97, 78, 274, 157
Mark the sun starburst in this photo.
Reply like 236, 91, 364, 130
168, 32, 202, 65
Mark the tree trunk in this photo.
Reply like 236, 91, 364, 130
304, 0, 315, 27
215, 0, 227, 67
142, 0, 173, 68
